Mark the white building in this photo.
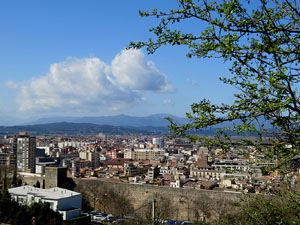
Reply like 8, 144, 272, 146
79, 149, 99, 169
14, 132, 36, 173
170, 179, 181, 188
152, 137, 164, 148
8, 186, 82, 220
124, 148, 165, 160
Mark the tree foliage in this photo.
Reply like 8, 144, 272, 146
0, 189, 63, 225
0, 189, 19, 223
0, 166, 18, 190
75, 180, 134, 217
142, 194, 175, 225
217, 195, 300, 225
130, 0, 300, 172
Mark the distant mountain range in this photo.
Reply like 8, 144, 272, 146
28, 114, 188, 127
0, 122, 225, 136
0, 114, 273, 136
0, 114, 188, 136
0, 122, 166, 136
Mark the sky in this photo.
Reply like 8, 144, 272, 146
0, 0, 236, 125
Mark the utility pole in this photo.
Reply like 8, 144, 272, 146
152, 199, 156, 225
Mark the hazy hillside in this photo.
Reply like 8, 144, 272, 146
0, 122, 162, 136
29, 114, 188, 127
0, 114, 272, 136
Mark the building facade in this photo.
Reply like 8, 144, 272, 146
8, 185, 82, 220
14, 132, 36, 173
0, 152, 10, 166
124, 148, 165, 161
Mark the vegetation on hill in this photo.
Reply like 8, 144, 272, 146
0, 122, 162, 136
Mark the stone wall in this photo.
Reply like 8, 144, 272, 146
18, 174, 44, 187
45, 167, 68, 188
75, 179, 243, 221
20, 172, 243, 221
20, 166, 68, 189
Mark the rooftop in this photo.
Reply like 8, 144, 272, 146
8, 186, 80, 200
131, 148, 165, 152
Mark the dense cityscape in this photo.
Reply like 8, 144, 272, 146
1, 0, 300, 224
0, 130, 297, 223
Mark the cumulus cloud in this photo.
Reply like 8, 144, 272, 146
9, 49, 173, 112
112, 50, 173, 92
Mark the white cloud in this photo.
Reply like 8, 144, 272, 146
186, 77, 199, 86
163, 98, 174, 105
112, 49, 173, 92
9, 49, 173, 113
5, 81, 19, 89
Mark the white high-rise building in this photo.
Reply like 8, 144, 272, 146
152, 137, 164, 148
14, 132, 36, 173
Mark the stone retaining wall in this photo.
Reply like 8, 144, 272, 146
75, 179, 243, 221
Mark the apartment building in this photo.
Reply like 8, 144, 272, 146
14, 132, 36, 173
124, 148, 165, 160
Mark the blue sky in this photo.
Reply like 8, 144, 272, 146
0, 0, 235, 124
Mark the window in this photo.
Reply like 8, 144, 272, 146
49, 202, 54, 209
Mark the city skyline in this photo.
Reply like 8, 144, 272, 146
0, 1, 235, 124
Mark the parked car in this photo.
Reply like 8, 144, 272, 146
181, 221, 193, 225
163, 219, 176, 225
90, 210, 100, 215
106, 215, 117, 223
112, 218, 130, 223
93, 215, 107, 221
